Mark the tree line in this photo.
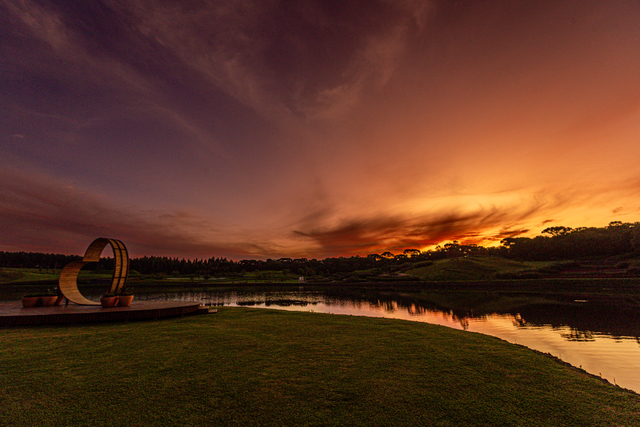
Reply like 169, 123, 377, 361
2, 222, 639, 276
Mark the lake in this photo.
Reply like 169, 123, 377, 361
133, 287, 640, 394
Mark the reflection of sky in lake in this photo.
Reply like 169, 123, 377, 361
138, 291, 640, 394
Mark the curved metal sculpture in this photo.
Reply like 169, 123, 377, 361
59, 238, 130, 306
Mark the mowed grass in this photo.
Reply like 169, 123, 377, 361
407, 257, 551, 281
0, 268, 114, 284
0, 268, 60, 284
1, 308, 638, 427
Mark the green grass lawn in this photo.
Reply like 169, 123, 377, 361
1, 308, 638, 426
407, 257, 552, 281
0, 268, 115, 284
0, 268, 61, 283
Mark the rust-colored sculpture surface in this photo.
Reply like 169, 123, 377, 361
59, 238, 130, 306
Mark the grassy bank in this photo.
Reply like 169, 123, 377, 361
0, 267, 116, 284
1, 308, 638, 426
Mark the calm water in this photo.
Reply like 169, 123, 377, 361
135, 289, 640, 394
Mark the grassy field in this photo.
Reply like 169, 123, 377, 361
0, 268, 62, 284
0, 268, 114, 284
4, 254, 640, 287
406, 257, 553, 281
1, 308, 638, 426
0, 267, 303, 287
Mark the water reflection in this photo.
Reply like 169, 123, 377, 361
559, 329, 595, 342
134, 288, 640, 394
136, 289, 640, 338
510, 303, 640, 338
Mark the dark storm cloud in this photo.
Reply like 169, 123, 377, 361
292, 206, 537, 257
288, 179, 639, 257
492, 228, 530, 241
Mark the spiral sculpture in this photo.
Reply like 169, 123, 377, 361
59, 238, 129, 306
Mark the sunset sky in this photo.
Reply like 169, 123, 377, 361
2, 0, 640, 259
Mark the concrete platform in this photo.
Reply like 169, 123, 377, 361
0, 300, 205, 326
